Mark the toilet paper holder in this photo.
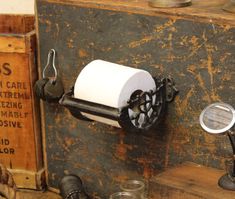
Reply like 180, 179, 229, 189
35, 50, 178, 132
59, 76, 178, 133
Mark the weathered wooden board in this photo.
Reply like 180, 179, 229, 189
0, 15, 44, 190
0, 15, 34, 34
36, 0, 235, 197
149, 162, 235, 199
16, 190, 62, 199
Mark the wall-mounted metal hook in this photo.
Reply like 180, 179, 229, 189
34, 49, 64, 103
43, 49, 58, 82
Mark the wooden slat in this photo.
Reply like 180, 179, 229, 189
38, 0, 235, 26
150, 162, 235, 199
16, 190, 62, 199
26, 32, 43, 171
0, 15, 34, 34
0, 51, 43, 189
0, 53, 35, 171
9, 168, 45, 190
0, 52, 41, 171
0, 35, 26, 53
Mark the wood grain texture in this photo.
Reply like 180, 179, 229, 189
0, 52, 39, 171
149, 162, 235, 199
16, 190, 61, 199
0, 21, 43, 189
0, 36, 26, 53
36, 0, 235, 197
0, 15, 34, 34
9, 169, 45, 190
36, 0, 235, 26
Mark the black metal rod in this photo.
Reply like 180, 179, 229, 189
227, 131, 235, 176
60, 94, 121, 120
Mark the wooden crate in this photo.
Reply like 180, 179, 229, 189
0, 15, 45, 190
36, 0, 235, 198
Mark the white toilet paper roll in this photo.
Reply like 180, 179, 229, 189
74, 60, 156, 127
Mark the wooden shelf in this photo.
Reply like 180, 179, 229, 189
150, 162, 235, 199
38, 0, 235, 26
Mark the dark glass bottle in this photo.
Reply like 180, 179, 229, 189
59, 174, 90, 199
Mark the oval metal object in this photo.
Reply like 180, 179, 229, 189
199, 102, 235, 134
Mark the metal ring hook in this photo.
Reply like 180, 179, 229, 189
43, 49, 58, 81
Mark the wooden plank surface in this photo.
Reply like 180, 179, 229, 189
150, 162, 235, 199
0, 50, 43, 189
0, 53, 38, 171
37, 0, 235, 26
0, 15, 34, 34
0, 189, 61, 199
9, 169, 45, 190
0, 14, 43, 190
36, 0, 235, 197
0, 35, 26, 53
16, 190, 61, 199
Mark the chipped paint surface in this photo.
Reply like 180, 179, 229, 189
37, 2, 235, 198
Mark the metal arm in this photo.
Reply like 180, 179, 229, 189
228, 130, 235, 177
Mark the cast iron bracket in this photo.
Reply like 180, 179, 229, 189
59, 77, 178, 133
